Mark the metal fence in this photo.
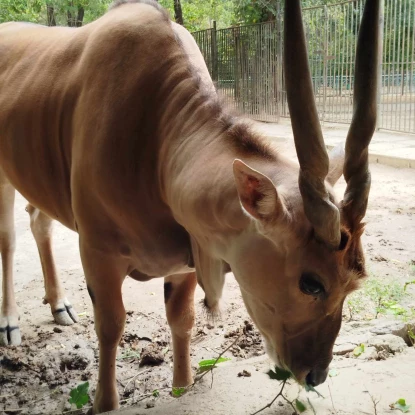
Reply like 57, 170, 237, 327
192, 0, 415, 134
193, 20, 281, 122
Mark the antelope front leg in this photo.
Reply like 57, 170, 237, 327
80, 240, 126, 414
164, 272, 197, 387
26, 205, 78, 325
0, 176, 20, 346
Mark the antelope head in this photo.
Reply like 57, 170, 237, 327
230, 0, 380, 386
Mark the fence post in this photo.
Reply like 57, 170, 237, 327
275, 0, 282, 122
322, 5, 328, 123
376, 0, 384, 130
234, 27, 240, 102
211, 20, 218, 83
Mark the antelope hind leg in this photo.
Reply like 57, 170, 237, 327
0, 169, 21, 346
26, 204, 78, 325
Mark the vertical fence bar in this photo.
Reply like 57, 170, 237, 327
377, 0, 385, 130
211, 21, 218, 83
323, 5, 328, 123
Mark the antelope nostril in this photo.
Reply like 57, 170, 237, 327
306, 371, 316, 387
306, 367, 329, 387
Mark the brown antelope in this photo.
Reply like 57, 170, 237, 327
0, 0, 380, 413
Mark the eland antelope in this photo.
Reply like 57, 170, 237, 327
0, 0, 380, 412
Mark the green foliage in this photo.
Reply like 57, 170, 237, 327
353, 343, 365, 357
152, 389, 160, 398
391, 398, 411, 413
232, 0, 276, 25
68, 382, 90, 409
0, 0, 43, 23
295, 399, 307, 413
197, 357, 231, 373
0, 0, 112, 25
266, 366, 292, 381
117, 349, 140, 360
404, 280, 415, 292
347, 276, 408, 321
172, 387, 186, 397
329, 368, 338, 377
159, 0, 235, 31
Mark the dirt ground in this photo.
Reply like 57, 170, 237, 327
0, 138, 414, 415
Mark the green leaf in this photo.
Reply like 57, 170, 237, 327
305, 383, 324, 398
172, 387, 186, 397
404, 280, 415, 291
329, 368, 339, 377
152, 389, 160, 398
197, 357, 231, 372
353, 344, 365, 357
117, 349, 140, 360
68, 382, 89, 409
266, 366, 292, 381
295, 399, 307, 413
391, 398, 411, 413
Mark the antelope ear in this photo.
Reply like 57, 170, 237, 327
327, 143, 345, 186
233, 159, 286, 220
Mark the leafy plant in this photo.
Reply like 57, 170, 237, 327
68, 381, 89, 409
266, 366, 291, 381
117, 349, 140, 360
390, 398, 411, 413
404, 280, 415, 292
172, 387, 186, 397
152, 389, 160, 398
347, 276, 408, 321
295, 399, 307, 413
353, 344, 365, 357
256, 366, 322, 414
198, 357, 231, 373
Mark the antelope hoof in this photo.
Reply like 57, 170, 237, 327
51, 299, 79, 326
91, 389, 119, 414
0, 315, 21, 346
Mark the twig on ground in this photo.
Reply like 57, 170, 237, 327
0, 394, 16, 402
192, 330, 243, 387
202, 345, 222, 353
251, 379, 297, 415
368, 392, 380, 415
122, 368, 153, 394
136, 311, 159, 322
328, 383, 337, 414
307, 397, 317, 415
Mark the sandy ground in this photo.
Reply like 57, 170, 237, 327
0, 139, 414, 415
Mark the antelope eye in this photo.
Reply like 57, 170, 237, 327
300, 274, 325, 296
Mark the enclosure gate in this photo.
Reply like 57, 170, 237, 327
192, 0, 415, 134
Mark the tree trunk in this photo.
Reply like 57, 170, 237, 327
174, 0, 184, 25
47, 4, 56, 26
67, 10, 75, 27
76, 7, 84, 27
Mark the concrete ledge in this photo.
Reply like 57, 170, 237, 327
326, 144, 414, 169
